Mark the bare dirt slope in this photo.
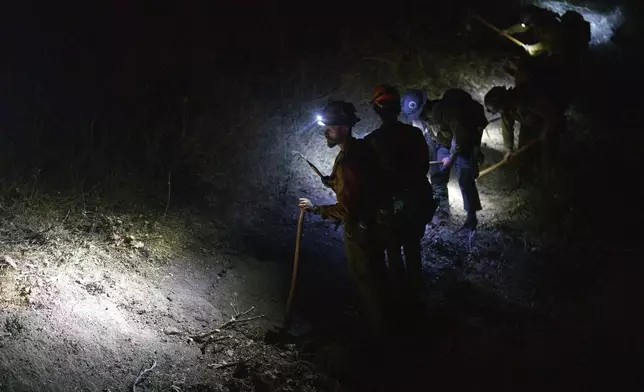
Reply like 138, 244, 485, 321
0, 150, 640, 392
1, 255, 279, 391
0, 161, 546, 392
2, 101, 641, 391
0, 203, 343, 392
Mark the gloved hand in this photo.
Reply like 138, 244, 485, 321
440, 157, 452, 175
525, 43, 543, 57
299, 198, 315, 212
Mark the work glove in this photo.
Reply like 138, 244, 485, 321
298, 198, 316, 212
440, 157, 452, 175
525, 43, 544, 57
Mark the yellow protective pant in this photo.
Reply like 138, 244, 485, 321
343, 230, 391, 334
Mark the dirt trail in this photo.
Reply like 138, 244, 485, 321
0, 245, 288, 391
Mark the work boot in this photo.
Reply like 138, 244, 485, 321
455, 213, 477, 233
432, 209, 450, 226
432, 199, 451, 226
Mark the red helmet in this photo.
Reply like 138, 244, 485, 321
371, 84, 401, 108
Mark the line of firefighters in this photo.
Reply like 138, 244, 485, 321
298, 5, 591, 333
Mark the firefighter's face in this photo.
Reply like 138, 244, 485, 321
325, 125, 349, 148
486, 104, 500, 114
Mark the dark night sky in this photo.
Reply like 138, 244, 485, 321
0, 1, 439, 130
1, 0, 445, 174
1, 0, 640, 153
2, 1, 363, 119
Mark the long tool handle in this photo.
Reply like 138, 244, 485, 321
429, 160, 443, 166
305, 160, 324, 178
477, 138, 541, 179
294, 151, 325, 179
477, 159, 507, 179
284, 209, 306, 328
471, 14, 528, 50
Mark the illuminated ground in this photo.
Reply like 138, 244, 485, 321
1, 1, 643, 391
0, 204, 334, 391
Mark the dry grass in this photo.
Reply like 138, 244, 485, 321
0, 178, 203, 309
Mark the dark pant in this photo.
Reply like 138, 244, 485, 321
454, 154, 482, 213
429, 141, 451, 209
382, 222, 425, 287
431, 141, 482, 214
376, 202, 427, 304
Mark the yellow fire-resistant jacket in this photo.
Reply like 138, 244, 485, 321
315, 137, 379, 226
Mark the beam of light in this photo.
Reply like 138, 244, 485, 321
296, 114, 326, 134
536, 0, 624, 45
316, 115, 325, 126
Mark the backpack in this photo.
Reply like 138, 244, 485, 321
365, 123, 436, 227
441, 89, 489, 148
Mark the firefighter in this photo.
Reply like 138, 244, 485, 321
502, 5, 564, 58
559, 10, 592, 101
561, 10, 591, 64
484, 85, 564, 186
502, 5, 567, 96
430, 89, 487, 231
364, 85, 435, 301
298, 101, 390, 334
401, 89, 450, 225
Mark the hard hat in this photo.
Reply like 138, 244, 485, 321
519, 5, 541, 25
484, 86, 509, 113
371, 84, 401, 108
401, 89, 428, 121
320, 101, 360, 127
442, 88, 472, 103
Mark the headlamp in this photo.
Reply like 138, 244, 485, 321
316, 115, 325, 126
